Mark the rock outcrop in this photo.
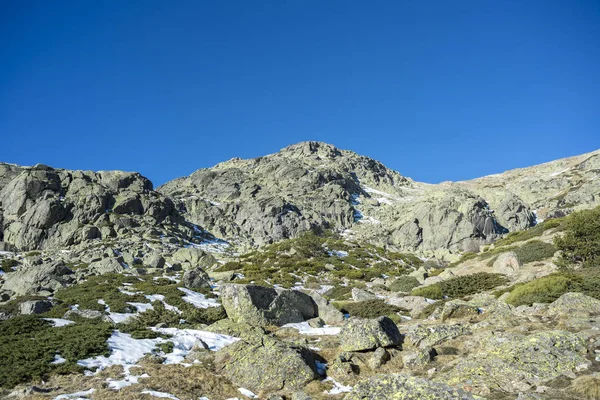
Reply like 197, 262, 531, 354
339, 316, 402, 351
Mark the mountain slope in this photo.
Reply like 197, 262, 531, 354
159, 142, 600, 254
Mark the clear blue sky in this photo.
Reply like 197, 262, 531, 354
1, 1, 599, 186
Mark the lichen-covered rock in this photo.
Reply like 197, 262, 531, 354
440, 300, 480, 321
309, 292, 345, 325
220, 284, 317, 327
171, 247, 217, 270
402, 348, 433, 370
387, 296, 432, 318
182, 267, 211, 289
339, 316, 401, 352
343, 373, 481, 400
405, 324, 470, 349
548, 292, 600, 317
204, 318, 266, 339
492, 251, 521, 275
215, 336, 318, 392
19, 299, 52, 315
352, 288, 377, 301
88, 257, 124, 275
1, 261, 73, 296
439, 330, 591, 395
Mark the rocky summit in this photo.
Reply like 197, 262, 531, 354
1, 142, 600, 400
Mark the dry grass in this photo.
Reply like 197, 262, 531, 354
571, 374, 600, 400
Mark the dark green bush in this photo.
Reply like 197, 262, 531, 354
1, 258, 19, 272
504, 269, 600, 306
0, 315, 111, 388
555, 206, 600, 268
323, 286, 352, 301
514, 240, 557, 264
411, 273, 509, 300
388, 276, 420, 292
334, 299, 405, 319
494, 218, 563, 247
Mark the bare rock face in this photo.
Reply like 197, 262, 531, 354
339, 316, 402, 352
0, 164, 187, 251
492, 251, 522, 276
220, 284, 318, 327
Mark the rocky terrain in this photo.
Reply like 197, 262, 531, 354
0, 142, 599, 400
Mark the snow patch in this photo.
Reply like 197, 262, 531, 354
282, 321, 341, 336
141, 390, 180, 399
44, 318, 75, 327
178, 287, 220, 308
54, 388, 95, 399
151, 327, 239, 363
52, 354, 67, 364
324, 377, 353, 394
550, 168, 570, 177
238, 388, 258, 398
328, 250, 348, 257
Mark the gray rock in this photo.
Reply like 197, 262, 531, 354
19, 300, 52, 315
2, 261, 73, 296
215, 335, 318, 392
339, 316, 402, 352
309, 292, 344, 325
144, 254, 165, 269
368, 347, 390, 369
351, 288, 377, 301
492, 251, 521, 275
182, 267, 212, 290
171, 247, 216, 270
220, 284, 317, 327
344, 374, 481, 400
88, 258, 124, 275
440, 300, 480, 321
548, 292, 600, 317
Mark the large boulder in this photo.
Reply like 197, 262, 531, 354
19, 300, 53, 315
344, 374, 481, 400
387, 295, 432, 318
220, 284, 317, 327
440, 330, 590, 395
182, 267, 212, 290
171, 247, 217, 270
215, 336, 319, 392
492, 251, 521, 276
309, 292, 344, 325
88, 258, 124, 275
339, 316, 401, 352
1, 261, 73, 296
548, 292, 600, 317
404, 323, 471, 349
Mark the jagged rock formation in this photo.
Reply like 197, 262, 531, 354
160, 142, 600, 253
1, 143, 599, 254
0, 163, 198, 252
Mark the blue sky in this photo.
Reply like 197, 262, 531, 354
1, 1, 599, 186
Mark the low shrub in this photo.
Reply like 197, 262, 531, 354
388, 276, 420, 292
323, 286, 352, 301
513, 240, 557, 264
503, 270, 600, 306
333, 299, 406, 319
411, 273, 509, 300
1, 258, 19, 272
555, 206, 600, 268
494, 218, 563, 247
0, 315, 111, 388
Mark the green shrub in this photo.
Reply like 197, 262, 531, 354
494, 218, 563, 247
411, 273, 508, 300
54, 273, 144, 312
514, 240, 557, 264
214, 261, 243, 272
388, 276, 420, 292
0, 315, 111, 388
555, 206, 600, 268
333, 299, 406, 319
504, 269, 600, 306
323, 286, 352, 301
1, 258, 19, 272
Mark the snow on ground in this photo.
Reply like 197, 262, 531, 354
324, 377, 353, 394
238, 388, 258, 398
108, 373, 150, 389
550, 168, 571, 177
377, 197, 394, 205
282, 321, 341, 336
152, 327, 239, 363
54, 388, 95, 399
328, 250, 348, 257
317, 284, 334, 294
128, 302, 154, 312
141, 390, 180, 399
178, 287, 220, 308
43, 318, 75, 327
145, 294, 182, 313
358, 215, 381, 224
52, 354, 67, 364
78, 331, 162, 371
